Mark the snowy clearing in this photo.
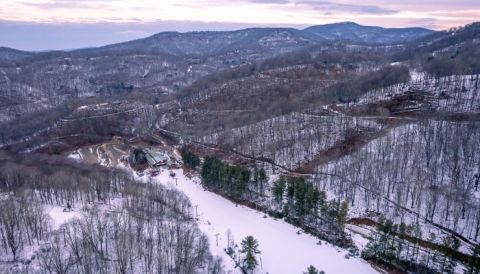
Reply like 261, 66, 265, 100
45, 205, 81, 230
152, 168, 378, 274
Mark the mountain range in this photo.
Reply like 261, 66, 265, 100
0, 22, 435, 60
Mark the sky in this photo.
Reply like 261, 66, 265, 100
0, 0, 479, 51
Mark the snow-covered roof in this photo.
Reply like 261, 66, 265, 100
143, 148, 169, 166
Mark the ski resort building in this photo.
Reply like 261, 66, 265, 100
143, 148, 170, 167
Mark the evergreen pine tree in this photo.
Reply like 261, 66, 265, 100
303, 265, 325, 274
294, 177, 307, 219
442, 235, 459, 273
465, 244, 480, 274
305, 184, 320, 215
272, 177, 286, 204
258, 167, 267, 194
304, 265, 319, 274
337, 200, 349, 229
240, 236, 261, 272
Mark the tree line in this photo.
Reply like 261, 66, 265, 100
271, 176, 350, 245
196, 153, 352, 247
362, 217, 480, 273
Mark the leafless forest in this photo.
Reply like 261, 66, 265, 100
0, 21, 479, 273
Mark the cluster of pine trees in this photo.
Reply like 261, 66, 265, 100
180, 146, 200, 168
200, 156, 252, 199
272, 176, 349, 244
273, 177, 323, 220
199, 155, 352, 246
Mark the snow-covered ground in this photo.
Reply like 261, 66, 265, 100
45, 205, 82, 230
152, 168, 378, 274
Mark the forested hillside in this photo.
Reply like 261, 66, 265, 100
1, 21, 479, 273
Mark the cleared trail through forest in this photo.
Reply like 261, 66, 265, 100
152, 168, 378, 274
294, 111, 412, 174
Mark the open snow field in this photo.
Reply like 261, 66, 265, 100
153, 168, 378, 274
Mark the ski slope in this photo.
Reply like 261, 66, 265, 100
153, 168, 378, 274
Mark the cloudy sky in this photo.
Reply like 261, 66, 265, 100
1, 0, 479, 51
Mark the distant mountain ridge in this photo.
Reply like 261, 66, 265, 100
0, 47, 35, 61
303, 22, 434, 44
77, 22, 434, 57
0, 22, 436, 60
77, 28, 316, 57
